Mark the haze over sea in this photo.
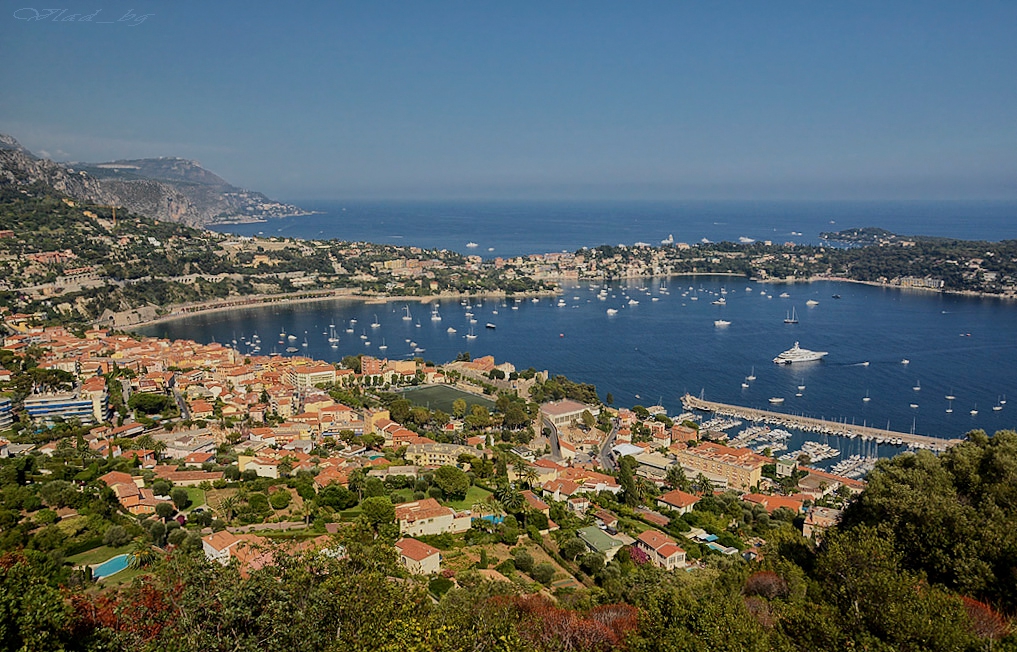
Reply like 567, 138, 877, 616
209, 200, 1017, 257
178, 200, 1017, 463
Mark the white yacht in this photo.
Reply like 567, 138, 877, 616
806, 299, 820, 306
769, 397, 785, 404
714, 319, 731, 327
606, 308, 618, 315
773, 342, 828, 364
430, 305, 442, 321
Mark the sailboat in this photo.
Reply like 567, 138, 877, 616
945, 389, 956, 401
993, 396, 1003, 411
863, 390, 871, 402
970, 404, 979, 416
746, 367, 756, 381
465, 327, 477, 340
431, 305, 442, 321
946, 398, 953, 414
378, 338, 388, 352
783, 306, 799, 324
913, 380, 921, 391
328, 325, 339, 344
402, 305, 412, 321
371, 314, 381, 329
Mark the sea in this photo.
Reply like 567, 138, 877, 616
208, 199, 1017, 258
149, 200, 1017, 467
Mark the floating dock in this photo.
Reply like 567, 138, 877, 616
681, 394, 963, 453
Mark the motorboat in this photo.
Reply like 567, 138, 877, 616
773, 342, 828, 364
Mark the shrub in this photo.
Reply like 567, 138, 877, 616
103, 525, 132, 548
531, 562, 556, 585
269, 491, 291, 510
429, 576, 454, 597
495, 558, 516, 576
512, 548, 535, 573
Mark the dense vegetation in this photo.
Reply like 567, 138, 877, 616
1, 430, 1014, 651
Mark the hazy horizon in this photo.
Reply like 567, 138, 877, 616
4, 2, 1016, 201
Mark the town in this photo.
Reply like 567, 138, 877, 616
1, 321, 870, 593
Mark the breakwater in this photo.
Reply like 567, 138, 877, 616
681, 394, 963, 452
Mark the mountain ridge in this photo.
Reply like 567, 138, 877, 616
0, 133, 307, 226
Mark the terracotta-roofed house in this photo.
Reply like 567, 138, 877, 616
395, 538, 441, 575
636, 529, 687, 570
656, 489, 701, 515
394, 498, 471, 537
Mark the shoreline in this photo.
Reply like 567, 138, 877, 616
128, 288, 559, 331
127, 269, 1015, 331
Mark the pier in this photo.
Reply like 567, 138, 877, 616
681, 394, 963, 453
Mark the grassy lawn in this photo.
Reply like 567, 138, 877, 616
391, 488, 415, 503
448, 485, 492, 511
184, 487, 206, 511
398, 385, 495, 413
101, 566, 147, 586
66, 544, 132, 566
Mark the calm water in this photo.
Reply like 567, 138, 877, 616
210, 199, 1017, 258
143, 277, 1017, 458
193, 201, 1017, 465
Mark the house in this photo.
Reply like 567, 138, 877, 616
742, 493, 805, 515
635, 529, 687, 570
394, 498, 471, 537
184, 451, 215, 467
577, 525, 623, 561
395, 538, 441, 575
803, 506, 842, 542
202, 530, 242, 565
567, 495, 590, 514
593, 509, 618, 532
656, 489, 700, 515
520, 490, 550, 516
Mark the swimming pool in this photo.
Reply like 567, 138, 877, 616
92, 554, 131, 579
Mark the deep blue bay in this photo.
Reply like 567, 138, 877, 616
176, 200, 1017, 466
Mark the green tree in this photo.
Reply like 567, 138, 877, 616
155, 501, 175, 520
452, 398, 467, 419
666, 465, 691, 492
102, 525, 132, 548
170, 487, 190, 511
361, 496, 395, 530
531, 562, 556, 585
433, 465, 470, 501
270, 490, 291, 510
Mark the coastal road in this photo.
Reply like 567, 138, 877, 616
173, 388, 191, 421
544, 418, 561, 461
119, 378, 131, 409
598, 420, 619, 471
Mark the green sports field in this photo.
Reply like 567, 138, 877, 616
398, 385, 495, 413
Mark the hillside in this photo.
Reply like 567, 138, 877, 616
0, 134, 306, 226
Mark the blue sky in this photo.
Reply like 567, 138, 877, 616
1, 1, 1015, 200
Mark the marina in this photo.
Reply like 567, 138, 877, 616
682, 394, 963, 452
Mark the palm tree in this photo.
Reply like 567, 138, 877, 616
495, 483, 524, 514
694, 473, 713, 495
129, 541, 158, 569
666, 465, 690, 492
521, 466, 540, 490
216, 495, 238, 522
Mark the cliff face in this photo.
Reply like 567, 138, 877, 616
0, 134, 305, 226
